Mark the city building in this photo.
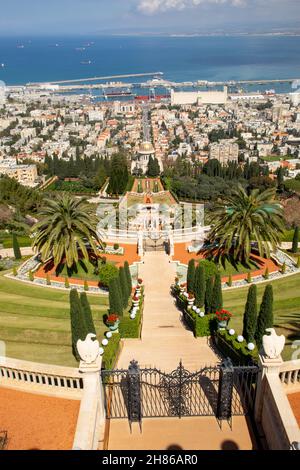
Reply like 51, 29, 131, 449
209, 140, 239, 164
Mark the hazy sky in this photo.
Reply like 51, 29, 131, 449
0, 0, 299, 35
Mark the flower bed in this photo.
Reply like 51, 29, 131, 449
214, 329, 258, 365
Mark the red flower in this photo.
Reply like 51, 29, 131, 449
215, 309, 233, 322
107, 314, 119, 326
138, 278, 143, 284
133, 296, 139, 302
188, 292, 195, 299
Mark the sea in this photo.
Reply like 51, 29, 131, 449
0, 35, 300, 94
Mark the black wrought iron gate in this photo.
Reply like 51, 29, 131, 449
101, 359, 259, 425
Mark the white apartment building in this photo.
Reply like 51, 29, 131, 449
0, 162, 38, 186
209, 140, 239, 164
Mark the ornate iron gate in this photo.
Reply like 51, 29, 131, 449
101, 359, 259, 425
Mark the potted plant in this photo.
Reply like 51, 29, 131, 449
187, 292, 195, 307
215, 309, 232, 330
180, 282, 186, 293
175, 276, 179, 285
106, 314, 120, 332
137, 278, 143, 285
132, 295, 139, 307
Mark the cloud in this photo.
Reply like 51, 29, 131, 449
137, 0, 246, 15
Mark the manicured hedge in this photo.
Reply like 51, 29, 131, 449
102, 333, 121, 369
119, 295, 144, 338
174, 289, 217, 337
214, 330, 258, 365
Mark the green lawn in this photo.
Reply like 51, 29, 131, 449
0, 234, 31, 249
0, 270, 109, 366
285, 179, 300, 194
223, 273, 300, 361
217, 259, 259, 277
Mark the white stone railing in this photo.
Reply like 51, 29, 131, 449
279, 360, 300, 386
0, 356, 83, 397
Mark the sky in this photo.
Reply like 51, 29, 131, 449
0, 0, 299, 35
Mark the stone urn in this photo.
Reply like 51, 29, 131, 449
217, 320, 228, 330
108, 320, 120, 332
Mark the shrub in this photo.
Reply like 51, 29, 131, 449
12, 233, 21, 260
187, 259, 195, 293
227, 274, 232, 287
80, 292, 96, 335
198, 259, 218, 280
102, 333, 121, 369
297, 256, 300, 269
211, 273, 223, 312
281, 262, 286, 275
247, 271, 252, 283
255, 284, 274, 349
292, 226, 299, 254
65, 277, 70, 289
12, 266, 17, 277
215, 330, 258, 365
113, 243, 120, 251
108, 277, 123, 316
242, 285, 257, 343
205, 277, 214, 314
46, 274, 51, 285
84, 280, 89, 291
28, 270, 34, 282
119, 266, 129, 309
99, 263, 119, 288
194, 265, 205, 308
70, 289, 88, 362
119, 295, 144, 338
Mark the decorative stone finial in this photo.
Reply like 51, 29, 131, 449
262, 328, 285, 359
76, 334, 100, 364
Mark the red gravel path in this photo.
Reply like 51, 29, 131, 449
0, 387, 80, 450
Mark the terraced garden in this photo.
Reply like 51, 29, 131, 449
0, 270, 109, 366
223, 272, 300, 360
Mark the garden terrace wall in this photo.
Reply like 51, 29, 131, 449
0, 356, 83, 399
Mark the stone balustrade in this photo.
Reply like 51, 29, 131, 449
0, 356, 83, 398
279, 360, 300, 387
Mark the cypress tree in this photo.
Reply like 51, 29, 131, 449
12, 233, 21, 260
211, 273, 223, 312
194, 265, 206, 308
255, 285, 274, 349
242, 285, 258, 342
119, 266, 129, 309
205, 277, 214, 314
70, 289, 88, 361
292, 226, 299, 254
187, 259, 195, 294
109, 277, 123, 316
124, 261, 132, 297
80, 292, 96, 336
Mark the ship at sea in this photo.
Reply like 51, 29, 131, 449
104, 87, 133, 97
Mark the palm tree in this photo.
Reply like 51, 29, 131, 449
206, 186, 284, 263
32, 193, 102, 268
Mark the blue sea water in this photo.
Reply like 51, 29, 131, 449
0, 35, 300, 88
